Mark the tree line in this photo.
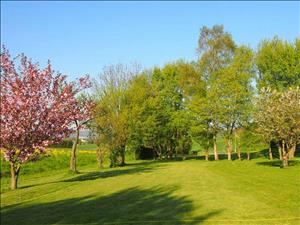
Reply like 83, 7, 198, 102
0, 25, 299, 190
91, 25, 299, 168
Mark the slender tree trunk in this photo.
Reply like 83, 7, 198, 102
282, 140, 288, 168
227, 138, 232, 161
96, 148, 104, 168
213, 135, 219, 160
205, 150, 209, 161
70, 126, 80, 172
268, 142, 273, 160
10, 162, 20, 190
247, 152, 250, 160
237, 147, 241, 160
234, 130, 237, 153
288, 144, 296, 159
120, 145, 126, 166
278, 143, 283, 160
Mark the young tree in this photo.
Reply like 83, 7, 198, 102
69, 94, 94, 173
0, 47, 91, 189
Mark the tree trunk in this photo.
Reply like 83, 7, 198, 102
281, 140, 288, 168
288, 144, 296, 159
213, 135, 219, 160
278, 143, 283, 160
10, 162, 20, 190
237, 148, 241, 160
268, 142, 273, 160
70, 126, 80, 172
247, 152, 250, 160
205, 150, 209, 161
227, 138, 232, 161
96, 148, 104, 168
120, 145, 126, 166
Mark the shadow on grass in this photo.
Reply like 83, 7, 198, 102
18, 161, 161, 189
62, 162, 160, 182
256, 160, 300, 168
1, 186, 222, 225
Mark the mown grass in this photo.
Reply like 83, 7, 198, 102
1, 149, 300, 225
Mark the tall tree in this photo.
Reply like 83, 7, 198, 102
197, 25, 236, 160
197, 25, 255, 160
214, 46, 255, 160
0, 47, 91, 189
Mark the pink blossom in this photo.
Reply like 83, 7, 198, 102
0, 47, 93, 165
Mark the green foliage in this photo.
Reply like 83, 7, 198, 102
93, 64, 140, 167
256, 37, 300, 90
238, 125, 265, 153
125, 62, 196, 158
86, 25, 297, 165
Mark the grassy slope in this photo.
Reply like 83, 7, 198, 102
1, 152, 300, 225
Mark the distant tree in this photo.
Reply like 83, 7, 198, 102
190, 120, 213, 161
125, 62, 195, 159
0, 47, 91, 189
256, 37, 300, 90
93, 64, 141, 167
239, 124, 264, 160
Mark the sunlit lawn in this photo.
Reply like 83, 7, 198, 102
1, 150, 300, 225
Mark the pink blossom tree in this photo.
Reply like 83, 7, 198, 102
0, 47, 92, 189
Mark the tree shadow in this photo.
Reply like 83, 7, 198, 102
1, 186, 223, 225
256, 160, 300, 168
17, 161, 161, 189
62, 163, 160, 182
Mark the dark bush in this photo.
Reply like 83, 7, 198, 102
50, 138, 74, 148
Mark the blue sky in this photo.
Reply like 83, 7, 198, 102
1, 1, 299, 80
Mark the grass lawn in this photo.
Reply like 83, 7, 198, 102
1, 150, 300, 225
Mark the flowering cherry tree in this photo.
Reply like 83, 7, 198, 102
0, 47, 92, 189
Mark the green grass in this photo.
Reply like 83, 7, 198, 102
0, 149, 97, 184
76, 143, 98, 151
1, 151, 300, 225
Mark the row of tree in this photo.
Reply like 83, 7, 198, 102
91, 25, 299, 168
